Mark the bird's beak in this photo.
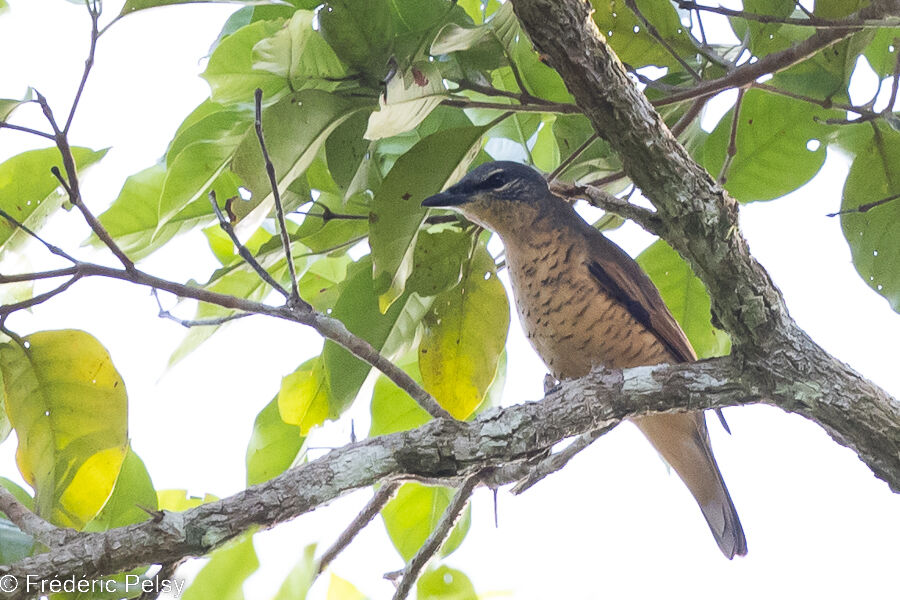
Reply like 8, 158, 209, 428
421, 190, 470, 208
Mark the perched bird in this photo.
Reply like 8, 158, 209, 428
422, 161, 747, 558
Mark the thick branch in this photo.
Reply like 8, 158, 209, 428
2, 353, 895, 594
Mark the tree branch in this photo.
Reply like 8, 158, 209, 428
1, 353, 895, 595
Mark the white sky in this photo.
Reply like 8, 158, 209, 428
1, 1, 899, 599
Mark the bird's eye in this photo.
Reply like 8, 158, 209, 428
484, 172, 507, 189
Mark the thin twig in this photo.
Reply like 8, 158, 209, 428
551, 182, 664, 236
718, 88, 745, 185
390, 474, 481, 600
626, 0, 701, 81
0, 275, 82, 316
136, 560, 185, 600
0, 208, 78, 263
0, 122, 55, 140
209, 192, 290, 300
35, 91, 135, 271
254, 88, 305, 309
548, 133, 599, 182
675, 1, 900, 29
65, 0, 100, 135
826, 192, 900, 217
317, 481, 401, 574
510, 425, 615, 494
151, 288, 253, 328
442, 97, 581, 114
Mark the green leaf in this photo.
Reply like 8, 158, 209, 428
406, 229, 471, 298
323, 256, 432, 415
863, 28, 900, 78
120, 0, 290, 16
370, 125, 487, 308
231, 90, 370, 230
0, 330, 128, 528
246, 397, 304, 486
326, 574, 366, 600
157, 489, 217, 512
157, 109, 251, 230
0, 519, 33, 564
165, 106, 252, 166
97, 167, 240, 261
729, 0, 794, 57
369, 362, 429, 438
202, 19, 289, 106
380, 483, 471, 562
418, 245, 509, 419
840, 126, 900, 312
85, 448, 157, 531
0, 147, 107, 256
590, 0, 696, 70
252, 10, 346, 89
325, 111, 371, 193
365, 62, 447, 140
0, 90, 32, 122
417, 565, 477, 600
531, 116, 560, 172
636, 240, 730, 359
278, 356, 331, 434
701, 89, 835, 202
319, 0, 394, 78
0, 477, 33, 513
182, 533, 259, 600
272, 545, 317, 600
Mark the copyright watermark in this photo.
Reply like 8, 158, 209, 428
0, 574, 185, 596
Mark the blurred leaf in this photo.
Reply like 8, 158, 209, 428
252, 10, 346, 90
297, 254, 353, 311
272, 545, 316, 600
864, 28, 900, 78
0, 330, 128, 528
371, 125, 487, 309
85, 448, 157, 531
840, 126, 900, 312
278, 356, 330, 434
637, 240, 730, 359
157, 109, 251, 230
120, 0, 289, 15
320, 0, 394, 78
326, 574, 366, 600
323, 257, 431, 415
0, 519, 33, 564
293, 190, 369, 254
701, 89, 836, 202
0, 90, 33, 121
369, 361, 429, 438
231, 90, 370, 232
166, 106, 252, 166
418, 245, 509, 419
550, 114, 618, 184
157, 489, 217, 512
406, 229, 471, 298
181, 533, 258, 600
365, 62, 447, 140
417, 565, 477, 600
0, 147, 107, 256
202, 19, 289, 106
247, 396, 304, 486
326, 111, 370, 192
381, 483, 471, 562
97, 167, 240, 261
590, 0, 696, 70
729, 0, 793, 57
0, 477, 33, 512
531, 116, 560, 172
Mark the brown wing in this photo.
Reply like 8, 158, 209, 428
584, 227, 697, 364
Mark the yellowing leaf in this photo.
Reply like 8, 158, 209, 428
326, 574, 366, 600
418, 246, 509, 419
0, 330, 128, 528
278, 356, 330, 434
364, 62, 446, 140
381, 482, 471, 561
157, 489, 217, 512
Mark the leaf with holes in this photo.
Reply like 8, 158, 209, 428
701, 89, 838, 202
840, 126, 900, 312
418, 245, 509, 419
0, 330, 128, 528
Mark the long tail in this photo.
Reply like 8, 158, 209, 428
632, 412, 747, 559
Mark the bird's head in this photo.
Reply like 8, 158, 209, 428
422, 161, 553, 236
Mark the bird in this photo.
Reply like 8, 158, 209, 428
422, 160, 747, 558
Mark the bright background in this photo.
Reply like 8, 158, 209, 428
1, 1, 899, 599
